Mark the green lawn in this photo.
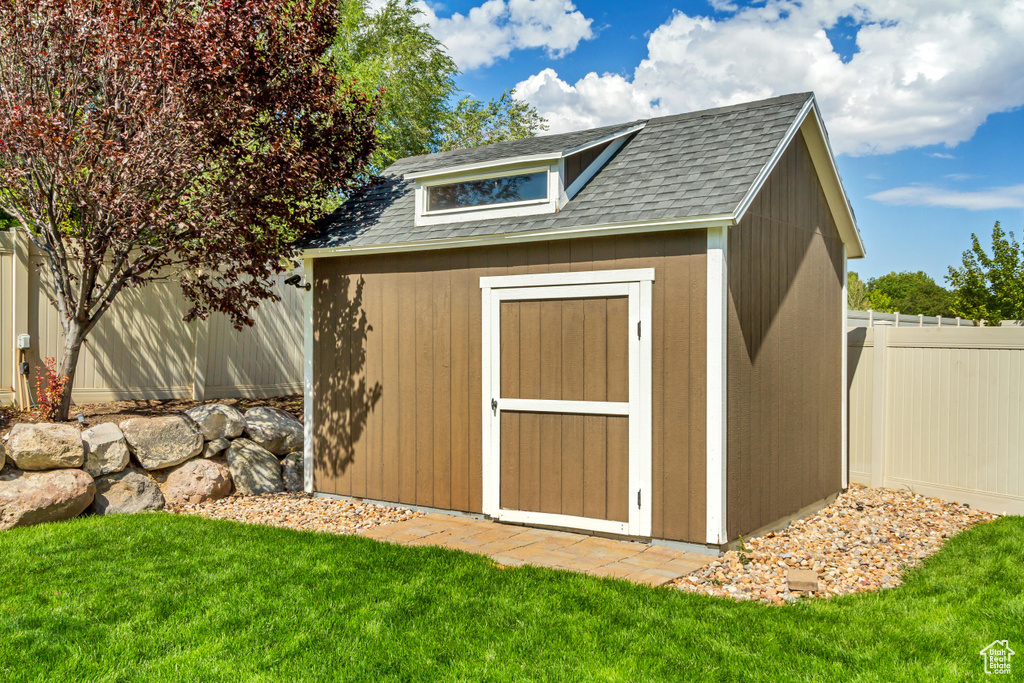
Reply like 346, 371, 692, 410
0, 513, 1021, 682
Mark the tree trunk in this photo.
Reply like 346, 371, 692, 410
54, 320, 87, 422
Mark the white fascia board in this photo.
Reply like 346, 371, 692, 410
561, 122, 647, 156
404, 153, 562, 181
733, 96, 814, 225
563, 133, 633, 202
732, 94, 866, 259
800, 103, 866, 259
302, 214, 735, 259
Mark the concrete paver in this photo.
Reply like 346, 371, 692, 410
365, 513, 715, 586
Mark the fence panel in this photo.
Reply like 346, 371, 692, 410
848, 325, 1024, 515
2, 231, 302, 407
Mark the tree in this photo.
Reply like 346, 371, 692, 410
847, 271, 869, 310
866, 271, 953, 317
334, 0, 546, 173
947, 222, 1024, 325
0, 0, 377, 421
438, 92, 548, 152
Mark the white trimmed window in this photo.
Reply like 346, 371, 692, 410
406, 123, 645, 227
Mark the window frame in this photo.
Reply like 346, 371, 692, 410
412, 161, 561, 226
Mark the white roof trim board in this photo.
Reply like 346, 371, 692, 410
304, 93, 865, 259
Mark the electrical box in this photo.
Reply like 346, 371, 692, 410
16, 334, 30, 350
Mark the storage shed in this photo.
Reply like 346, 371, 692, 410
301, 92, 865, 551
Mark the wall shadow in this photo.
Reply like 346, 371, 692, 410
313, 274, 382, 480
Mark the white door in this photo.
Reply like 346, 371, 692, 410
480, 269, 653, 536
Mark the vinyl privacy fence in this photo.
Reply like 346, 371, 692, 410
1, 230, 303, 407
848, 324, 1024, 515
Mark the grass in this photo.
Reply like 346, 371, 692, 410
1, 514, 1021, 682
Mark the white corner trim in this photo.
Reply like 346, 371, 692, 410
480, 268, 654, 289
706, 226, 729, 545
302, 258, 315, 494
841, 244, 849, 489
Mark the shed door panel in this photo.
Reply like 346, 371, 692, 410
499, 297, 628, 402
497, 293, 631, 526
499, 412, 629, 522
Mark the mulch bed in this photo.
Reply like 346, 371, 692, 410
1, 395, 303, 440
167, 492, 424, 535
673, 483, 996, 604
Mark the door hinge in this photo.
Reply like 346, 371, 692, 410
637, 320, 642, 339
637, 489, 642, 509
491, 397, 498, 413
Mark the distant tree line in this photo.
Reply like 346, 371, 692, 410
849, 222, 1024, 324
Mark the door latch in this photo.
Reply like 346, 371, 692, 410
637, 489, 642, 509
491, 398, 498, 413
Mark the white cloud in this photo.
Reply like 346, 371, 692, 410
868, 184, 1024, 210
929, 152, 956, 159
417, 0, 593, 70
513, 0, 1024, 156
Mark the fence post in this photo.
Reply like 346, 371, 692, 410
191, 316, 210, 401
870, 321, 892, 488
12, 230, 30, 408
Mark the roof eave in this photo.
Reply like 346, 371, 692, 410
301, 213, 735, 259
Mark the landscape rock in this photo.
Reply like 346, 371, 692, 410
6, 423, 85, 471
225, 438, 284, 495
281, 452, 304, 493
81, 423, 130, 477
163, 459, 233, 506
0, 440, 5, 471
201, 437, 231, 459
185, 404, 246, 441
119, 415, 203, 470
91, 468, 165, 515
0, 468, 95, 530
244, 407, 303, 456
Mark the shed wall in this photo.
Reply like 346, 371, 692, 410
726, 131, 845, 539
313, 231, 708, 542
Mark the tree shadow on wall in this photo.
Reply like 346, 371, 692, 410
314, 274, 382, 482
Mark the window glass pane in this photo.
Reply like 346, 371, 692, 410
427, 171, 547, 211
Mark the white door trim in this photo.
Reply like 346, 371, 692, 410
481, 268, 653, 537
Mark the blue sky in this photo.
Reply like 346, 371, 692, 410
412, 0, 1024, 283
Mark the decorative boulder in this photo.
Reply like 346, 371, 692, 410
7, 423, 85, 471
81, 423, 130, 478
243, 407, 303, 456
163, 459, 233, 506
225, 438, 284, 495
185, 404, 245, 441
281, 452, 304, 493
0, 468, 95, 530
201, 437, 231, 459
91, 468, 165, 515
119, 415, 203, 470
0, 440, 5, 471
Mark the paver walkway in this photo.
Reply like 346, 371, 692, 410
362, 513, 714, 586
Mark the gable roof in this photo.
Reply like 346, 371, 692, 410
303, 92, 865, 258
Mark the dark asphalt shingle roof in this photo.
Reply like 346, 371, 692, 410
304, 92, 812, 250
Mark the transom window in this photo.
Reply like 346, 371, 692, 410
426, 171, 548, 213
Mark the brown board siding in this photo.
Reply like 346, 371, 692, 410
726, 131, 844, 539
313, 230, 708, 543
